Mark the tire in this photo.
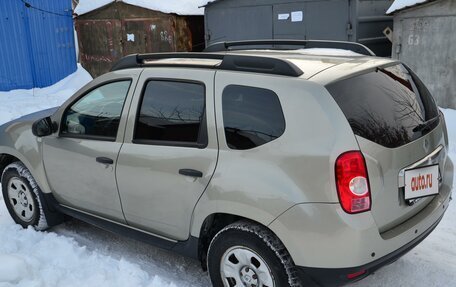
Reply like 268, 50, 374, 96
1, 162, 52, 230
207, 220, 302, 287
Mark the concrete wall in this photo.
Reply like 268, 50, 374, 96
391, 0, 456, 108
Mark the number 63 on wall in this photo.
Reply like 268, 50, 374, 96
408, 34, 420, 46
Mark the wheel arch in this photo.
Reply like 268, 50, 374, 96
0, 149, 35, 182
0, 157, 64, 227
0, 153, 20, 180
0, 146, 52, 195
195, 212, 285, 270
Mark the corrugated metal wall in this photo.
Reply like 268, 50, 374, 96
0, 0, 76, 91
204, 0, 393, 56
0, 2, 34, 91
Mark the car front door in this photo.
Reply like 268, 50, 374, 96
116, 68, 218, 241
43, 73, 137, 222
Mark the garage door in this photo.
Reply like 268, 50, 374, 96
273, 0, 350, 41
206, 6, 273, 45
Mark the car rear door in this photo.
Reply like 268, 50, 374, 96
327, 63, 449, 233
116, 68, 218, 241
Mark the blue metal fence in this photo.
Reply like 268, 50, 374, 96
0, 0, 76, 91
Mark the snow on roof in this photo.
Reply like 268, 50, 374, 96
292, 48, 365, 57
251, 48, 365, 57
74, 0, 111, 15
74, 0, 211, 16
386, 0, 432, 14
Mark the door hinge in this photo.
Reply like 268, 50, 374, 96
347, 22, 353, 36
396, 43, 402, 54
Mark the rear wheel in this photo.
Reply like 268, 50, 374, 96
1, 162, 53, 230
207, 221, 301, 287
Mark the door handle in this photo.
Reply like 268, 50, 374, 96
96, 157, 114, 165
179, 169, 203, 178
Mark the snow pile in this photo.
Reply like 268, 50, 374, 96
387, 0, 430, 14
74, 0, 214, 16
0, 255, 28, 283
0, 216, 178, 287
0, 64, 92, 126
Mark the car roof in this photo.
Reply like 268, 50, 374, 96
222, 49, 398, 85
111, 47, 398, 86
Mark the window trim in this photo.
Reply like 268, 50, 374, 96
59, 78, 133, 142
403, 63, 439, 121
221, 84, 286, 150
132, 78, 208, 149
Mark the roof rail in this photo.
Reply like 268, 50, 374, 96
111, 52, 304, 77
110, 53, 224, 71
204, 39, 376, 56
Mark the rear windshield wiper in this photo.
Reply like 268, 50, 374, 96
412, 116, 440, 133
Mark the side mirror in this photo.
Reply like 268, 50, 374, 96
32, 117, 57, 137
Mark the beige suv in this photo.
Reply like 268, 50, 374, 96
0, 40, 453, 287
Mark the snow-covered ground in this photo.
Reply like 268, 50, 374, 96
0, 68, 455, 286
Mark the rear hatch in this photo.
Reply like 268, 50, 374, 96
327, 63, 447, 233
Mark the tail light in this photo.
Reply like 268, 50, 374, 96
335, 151, 371, 214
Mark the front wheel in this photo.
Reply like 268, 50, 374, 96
1, 162, 53, 230
207, 221, 301, 287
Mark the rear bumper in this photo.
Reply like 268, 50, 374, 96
295, 212, 444, 286
268, 157, 452, 286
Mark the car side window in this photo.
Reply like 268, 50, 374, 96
222, 85, 285, 150
134, 80, 206, 147
61, 80, 131, 140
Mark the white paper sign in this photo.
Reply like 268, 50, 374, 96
278, 13, 290, 20
127, 33, 135, 42
291, 11, 303, 22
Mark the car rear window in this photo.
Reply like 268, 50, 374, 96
326, 64, 439, 148
134, 80, 206, 147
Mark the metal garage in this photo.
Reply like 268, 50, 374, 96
74, 1, 205, 77
0, 0, 76, 91
204, 0, 394, 56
